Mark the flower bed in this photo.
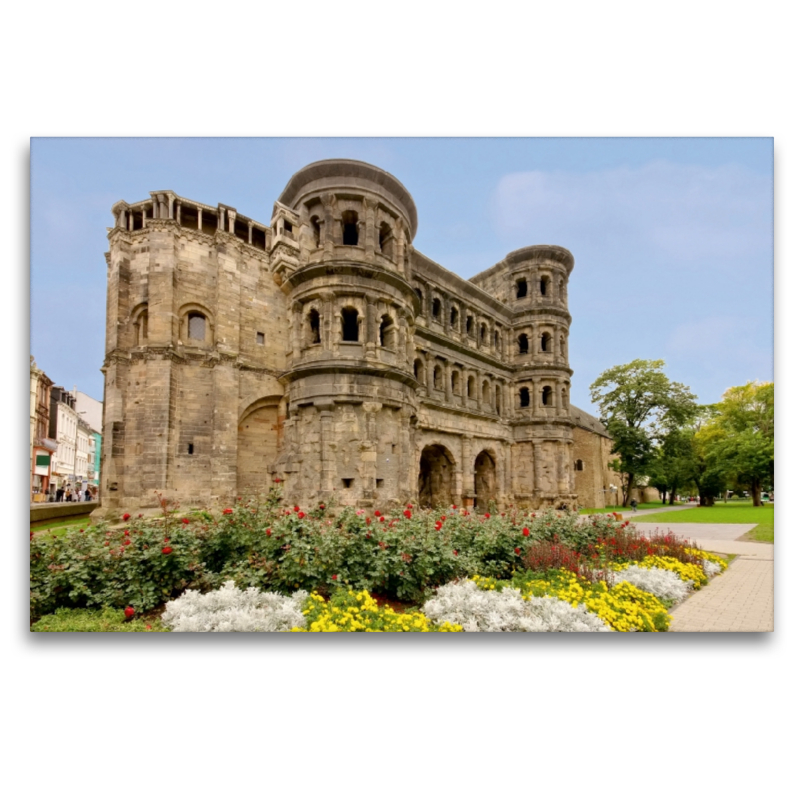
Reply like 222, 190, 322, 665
30, 495, 728, 632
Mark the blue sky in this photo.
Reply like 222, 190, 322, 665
30, 137, 773, 414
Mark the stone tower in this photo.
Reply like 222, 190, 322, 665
99, 159, 584, 514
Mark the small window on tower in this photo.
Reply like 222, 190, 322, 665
256, 332, 265, 345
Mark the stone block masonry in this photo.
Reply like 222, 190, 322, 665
97, 160, 612, 516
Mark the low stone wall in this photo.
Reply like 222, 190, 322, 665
30, 501, 99, 524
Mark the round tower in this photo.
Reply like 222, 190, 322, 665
270, 160, 421, 508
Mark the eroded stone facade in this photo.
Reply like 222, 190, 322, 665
99, 159, 610, 513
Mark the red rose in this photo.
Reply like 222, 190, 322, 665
266, 529, 272, 536
332, 574, 338, 580
514, 547, 521, 555
297, 511, 305, 519
406, 504, 413, 509
453, 549, 458, 556
137, 513, 143, 518
79, 529, 84, 533
122, 513, 131, 521
522, 528, 530, 536
145, 624, 152, 630
375, 510, 381, 517
484, 513, 491, 519
162, 546, 173, 555
222, 508, 233, 515
30, 531, 34, 540
182, 518, 190, 524
164, 536, 170, 543
293, 505, 300, 512
451, 504, 457, 509
366, 533, 371, 539
403, 509, 412, 519
379, 517, 385, 523
366, 518, 371, 524
124, 606, 135, 618
435, 521, 442, 531
124, 539, 131, 545
319, 503, 325, 510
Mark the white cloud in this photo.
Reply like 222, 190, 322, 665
491, 160, 772, 269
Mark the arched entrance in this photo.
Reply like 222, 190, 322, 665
237, 402, 279, 494
418, 444, 456, 509
474, 450, 497, 512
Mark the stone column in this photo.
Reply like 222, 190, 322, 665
228, 210, 236, 234
365, 298, 377, 358
175, 202, 181, 226
322, 293, 334, 352
461, 370, 467, 407
533, 442, 543, 494
425, 353, 434, 397
444, 361, 452, 404
317, 403, 336, 496
361, 402, 381, 498
217, 207, 224, 231
197, 207, 202, 231
364, 198, 376, 261
291, 302, 302, 360
248, 221, 253, 245
460, 435, 473, 507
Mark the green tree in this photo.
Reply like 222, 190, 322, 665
700, 382, 774, 507
590, 359, 697, 506
647, 426, 696, 504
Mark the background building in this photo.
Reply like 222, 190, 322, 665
99, 159, 612, 513
30, 356, 56, 500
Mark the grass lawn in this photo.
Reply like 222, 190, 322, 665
30, 516, 92, 534
579, 502, 672, 515
639, 503, 774, 543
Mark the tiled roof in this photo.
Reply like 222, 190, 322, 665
570, 404, 611, 438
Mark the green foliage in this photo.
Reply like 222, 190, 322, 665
590, 359, 697, 504
31, 607, 167, 632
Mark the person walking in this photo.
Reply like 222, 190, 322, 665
630, 498, 638, 512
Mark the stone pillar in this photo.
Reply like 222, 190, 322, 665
217, 207, 224, 231
461, 370, 467, 407
291, 302, 302, 360
168, 195, 174, 219
129, 211, 134, 231
444, 361, 452, 404
317, 403, 336, 496
461, 435, 473, 507
533, 442, 543, 494
364, 198, 376, 261
197, 207, 202, 231
228, 210, 236, 235
365, 298, 377, 358
425, 353, 434, 398
248, 221, 253, 245
322, 293, 334, 352
361, 402, 381, 498
175, 201, 181, 226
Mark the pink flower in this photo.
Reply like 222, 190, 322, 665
122, 513, 131, 521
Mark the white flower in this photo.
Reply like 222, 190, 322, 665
162, 581, 308, 632
423, 580, 610, 632
702, 559, 722, 578
607, 565, 692, 603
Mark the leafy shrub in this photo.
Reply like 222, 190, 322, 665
423, 580, 611, 632
162, 581, 307, 632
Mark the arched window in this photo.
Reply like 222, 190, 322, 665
466, 315, 474, 335
540, 276, 550, 296
482, 380, 491, 406
378, 222, 392, 255
342, 211, 359, 245
451, 370, 461, 395
432, 297, 442, 320
541, 332, 552, 352
518, 333, 529, 354
414, 287, 423, 304
495, 385, 502, 414
479, 323, 487, 345
575, 459, 584, 471
494, 330, 500, 349
467, 375, 476, 399
450, 306, 459, 328
341, 307, 359, 342
188, 312, 206, 341
542, 386, 553, 406
516, 277, 528, 298
414, 358, 425, 383
433, 364, 443, 390
134, 306, 148, 344
310, 215, 321, 247
519, 387, 530, 408
379, 314, 395, 349
308, 309, 321, 344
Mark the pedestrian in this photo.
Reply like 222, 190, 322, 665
56, 486, 64, 502
630, 498, 638, 512
84, 487, 91, 501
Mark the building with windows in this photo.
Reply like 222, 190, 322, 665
99, 159, 613, 513
30, 357, 57, 500
49, 387, 80, 492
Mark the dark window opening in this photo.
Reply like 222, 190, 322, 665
188, 443, 194, 455
310, 216, 321, 247
376, 478, 384, 488
451, 371, 460, 394
466, 316, 474, 335
414, 358, 424, 381
467, 376, 476, 399
379, 222, 392, 255
542, 386, 553, 406
432, 297, 441, 319
519, 387, 530, 408
414, 287, 423, 304
341, 308, 359, 342
284, 221, 293, 234
342, 211, 359, 245
575, 459, 584, 471
495, 386, 502, 414
494, 330, 499, 348
541, 332, 551, 352
136, 310, 148, 344
309, 309, 321, 344
480, 323, 487, 344
540, 276, 550, 296
188, 312, 206, 341
450, 306, 459, 327
379, 314, 394, 348
433, 365, 443, 390
516, 278, 528, 298
482, 381, 491, 405
518, 333, 529, 354
256, 332, 265, 345
342, 478, 354, 489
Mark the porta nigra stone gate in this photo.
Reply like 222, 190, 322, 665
99, 159, 613, 514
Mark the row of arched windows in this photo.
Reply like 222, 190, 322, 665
515, 275, 567, 301
413, 358, 504, 414
304, 306, 398, 348
518, 385, 568, 409
306, 210, 395, 256
419, 287, 505, 354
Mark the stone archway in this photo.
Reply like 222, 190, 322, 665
237, 403, 279, 494
418, 444, 456, 509
474, 450, 497, 512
